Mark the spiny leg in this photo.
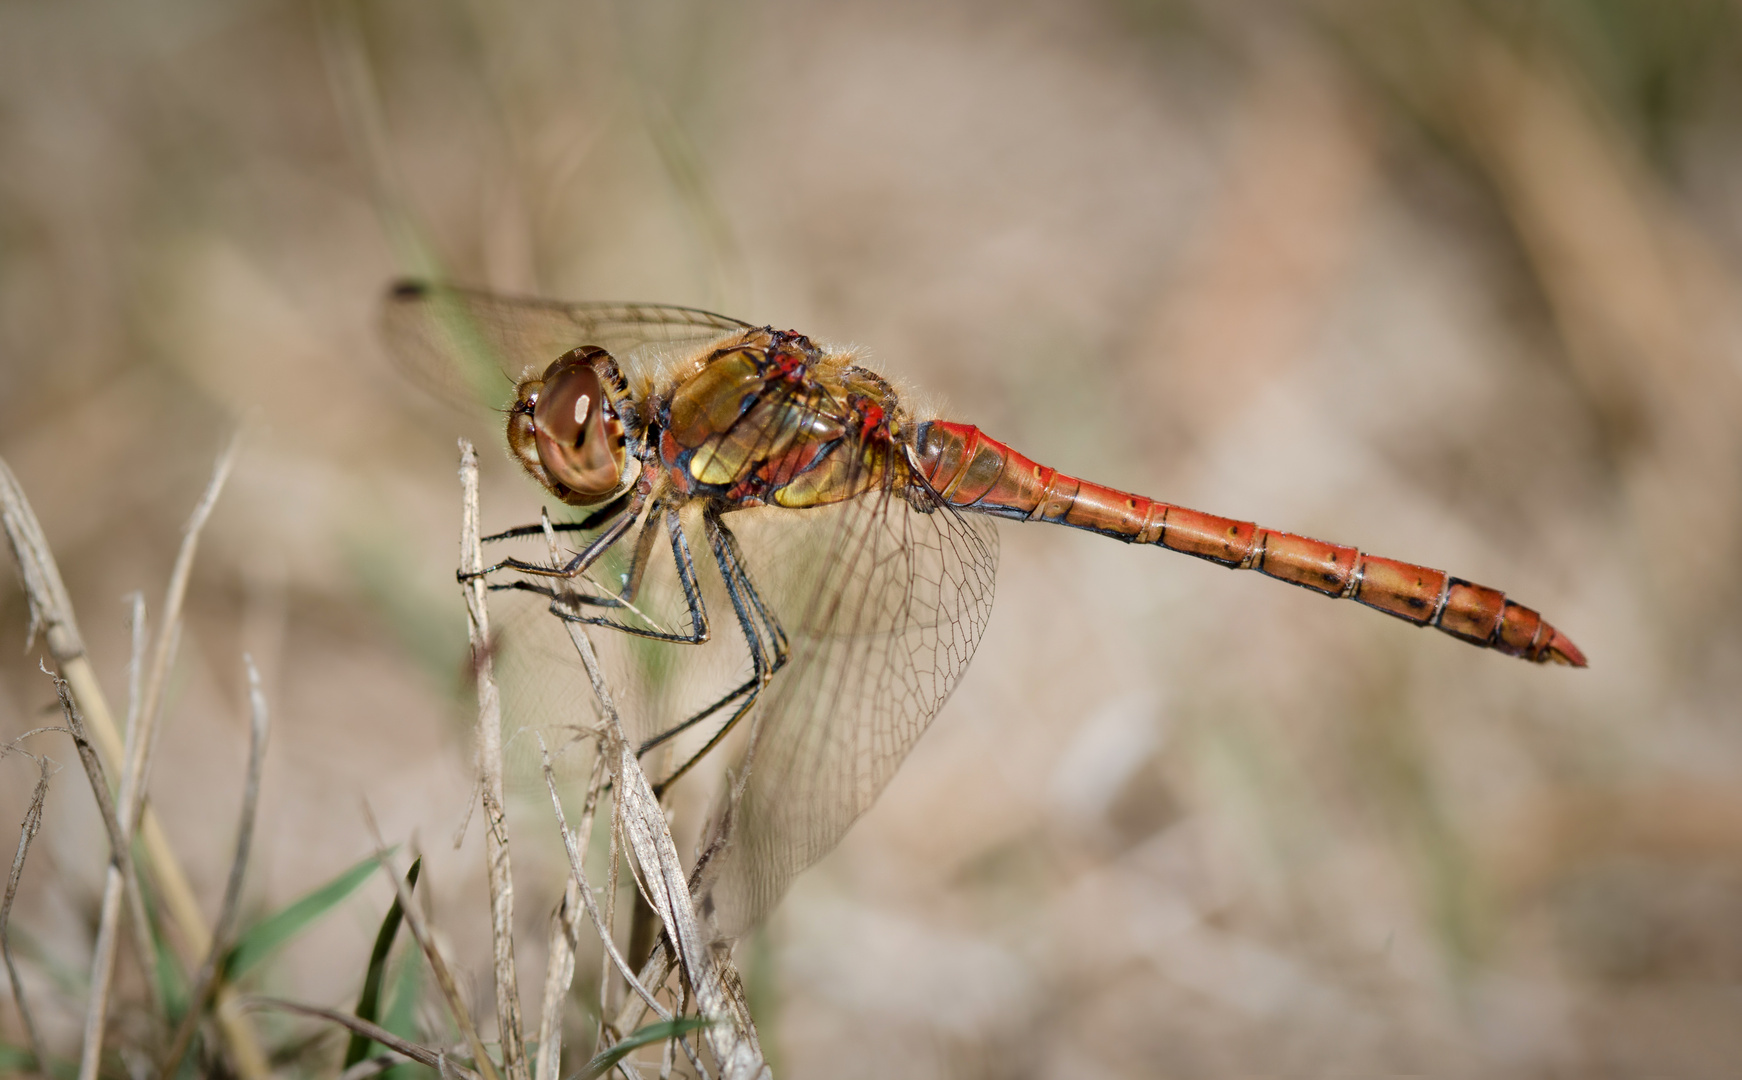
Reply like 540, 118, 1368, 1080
480, 488, 633, 544
715, 515, 790, 661
637, 512, 782, 755
484, 492, 788, 793
647, 511, 790, 796
465, 474, 651, 580
510, 502, 713, 644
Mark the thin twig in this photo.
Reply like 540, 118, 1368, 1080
363, 807, 504, 1080
159, 656, 272, 1078
1, 747, 54, 1074
0, 450, 269, 1078
458, 439, 529, 1080
242, 996, 481, 1079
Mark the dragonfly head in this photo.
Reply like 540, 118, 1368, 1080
508, 346, 632, 504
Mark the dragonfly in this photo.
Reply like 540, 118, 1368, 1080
384, 281, 1585, 940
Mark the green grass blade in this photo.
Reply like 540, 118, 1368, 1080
344, 856, 422, 1068
381, 947, 429, 1080
223, 848, 391, 981
578, 1017, 716, 1080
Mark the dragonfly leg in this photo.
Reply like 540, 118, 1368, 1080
528, 503, 713, 644
714, 515, 790, 662
646, 511, 791, 796
462, 474, 651, 581
479, 489, 634, 544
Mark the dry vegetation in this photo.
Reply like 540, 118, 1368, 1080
4, 0, 1742, 1076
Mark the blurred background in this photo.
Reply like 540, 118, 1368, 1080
4, 0, 1742, 1075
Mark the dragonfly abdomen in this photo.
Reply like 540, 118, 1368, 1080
913, 420, 1585, 666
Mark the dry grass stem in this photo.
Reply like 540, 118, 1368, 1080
1, 450, 270, 1078
538, 744, 669, 1023
159, 656, 272, 1078
50, 671, 153, 1080
111, 593, 167, 1023
83, 436, 241, 1078
458, 439, 529, 1080
555, 617, 766, 1080
533, 877, 580, 1080
1, 747, 54, 1074
0, 457, 87, 676
244, 996, 482, 1078
365, 811, 504, 1080
531, 482, 760, 1074
523, 464, 727, 1076
124, 433, 239, 835
124, 593, 146, 725
611, 947, 676, 1039
114, 607, 168, 1025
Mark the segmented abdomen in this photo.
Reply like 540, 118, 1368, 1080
913, 421, 1585, 666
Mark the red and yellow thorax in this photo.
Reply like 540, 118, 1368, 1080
656, 329, 904, 509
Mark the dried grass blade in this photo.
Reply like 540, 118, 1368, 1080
51, 670, 147, 1080
539, 746, 667, 1021
159, 657, 271, 1078
115, 594, 167, 1022
0, 457, 85, 666
556, 618, 766, 1080
611, 946, 674, 1038
1, 748, 53, 1074
0, 450, 269, 1079
534, 877, 580, 1080
458, 439, 529, 1080
58, 436, 236, 1080
126, 433, 238, 836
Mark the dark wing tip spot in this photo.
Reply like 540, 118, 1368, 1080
389, 279, 431, 300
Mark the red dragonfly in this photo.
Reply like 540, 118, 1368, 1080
385, 281, 1584, 938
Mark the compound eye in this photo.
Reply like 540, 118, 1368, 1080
531, 350, 624, 500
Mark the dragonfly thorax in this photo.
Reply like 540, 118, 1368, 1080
656, 331, 903, 510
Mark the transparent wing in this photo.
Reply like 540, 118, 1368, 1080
697, 469, 1000, 941
381, 281, 753, 411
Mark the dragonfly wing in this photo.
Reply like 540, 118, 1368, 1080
381, 281, 753, 412
697, 471, 1000, 941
